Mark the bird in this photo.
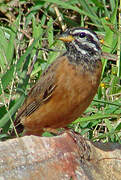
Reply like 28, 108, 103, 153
15, 27, 102, 136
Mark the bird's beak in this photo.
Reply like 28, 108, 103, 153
59, 35, 74, 42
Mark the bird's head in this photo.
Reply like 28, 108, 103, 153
59, 27, 101, 61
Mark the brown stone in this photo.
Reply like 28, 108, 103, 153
0, 132, 121, 180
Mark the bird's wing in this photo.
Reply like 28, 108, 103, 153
16, 60, 58, 121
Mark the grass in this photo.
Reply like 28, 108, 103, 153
0, 0, 120, 142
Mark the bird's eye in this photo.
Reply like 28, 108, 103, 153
79, 32, 86, 38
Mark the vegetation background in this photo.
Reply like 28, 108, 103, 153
0, 0, 120, 142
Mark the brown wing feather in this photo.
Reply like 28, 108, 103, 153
15, 59, 59, 122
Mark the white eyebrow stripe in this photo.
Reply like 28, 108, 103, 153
72, 29, 99, 42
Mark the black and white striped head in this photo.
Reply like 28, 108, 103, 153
59, 27, 101, 63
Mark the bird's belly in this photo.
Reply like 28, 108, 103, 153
22, 69, 100, 130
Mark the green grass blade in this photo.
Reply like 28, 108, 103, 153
0, 95, 25, 128
73, 113, 119, 124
